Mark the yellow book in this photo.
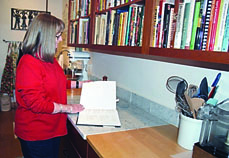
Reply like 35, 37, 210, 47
117, 12, 124, 46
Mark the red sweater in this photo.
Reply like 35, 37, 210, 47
15, 54, 67, 141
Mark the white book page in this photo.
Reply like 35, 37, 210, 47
78, 81, 121, 126
80, 81, 116, 109
77, 109, 121, 126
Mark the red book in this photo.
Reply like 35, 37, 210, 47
209, 0, 221, 51
170, 0, 180, 49
156, 0, 164, 47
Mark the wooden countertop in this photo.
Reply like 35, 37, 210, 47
87, 125, 187, 158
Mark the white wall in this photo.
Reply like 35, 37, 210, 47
1, 0, 228, 111
0, 0, 63, 82
90, 52, 229, 110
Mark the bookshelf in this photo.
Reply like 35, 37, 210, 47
67, 0, 229, 71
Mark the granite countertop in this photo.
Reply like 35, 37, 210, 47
67, 95, 168, 140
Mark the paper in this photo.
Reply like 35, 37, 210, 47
77, 81, 121, 127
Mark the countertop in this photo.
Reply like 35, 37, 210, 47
87, 125, 187, 158
67, 89, 168, 140
66, 89, 189, 158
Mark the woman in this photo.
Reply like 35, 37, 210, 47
15, 13, 84, 158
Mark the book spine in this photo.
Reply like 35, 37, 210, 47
139, 13, 144, 46
180, 2, 191, 49
222, 4, 229, 52
201, 0, 213, 50
174, 1, 186, 49
208, 0, 221, 51
151, 6, 160, 47
167, 7, 175, 48
128, 6, 137, 46
190, 1, 201, 50
105, 11, 111, 45
131, 6, 140, 46
205, 0, 216, 50
170, 0, 180, 48
74, 21, 78, 44
137, 6, 145, 46
121, 12, 128, 46
184, 0, 196, 49
214, 0, 228, 51
159, 1, 175, 48
134, 7, 141, 46
113, 13, 120, 45
125, 6, 133, 45
156, 0, 164, 47
194, 0, 207, 50
162, 4, 173, 48
117, 12, 124, 46
108, 10, 116, 45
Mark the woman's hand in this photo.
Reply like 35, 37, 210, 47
70, 104, 85, 113
53, 102, 85, 114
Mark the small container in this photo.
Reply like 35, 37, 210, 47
177, 113, 203, 150
0, 93, 11, 111
102, 76, 108, 81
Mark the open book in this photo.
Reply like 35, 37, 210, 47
77, 81, 121, 127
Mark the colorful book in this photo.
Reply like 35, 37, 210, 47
208, 0, 221, 51
125, 5, 133, 45
201, 0, 213, 50
190, 0, 201, 50
105, 10, 111, 45
167, 7, 175, 48
180, 1, 191, 49
222, 5, 229, 52
121, 11, 128, 46
117, 12, 124, 46
151, 5, 160, 47
136, 6, 144, 46
159, 0, 175, 48
174, 1, 186, 49
108, 10, 116, 45
214, 0, 229, 51
170, 0, 180, 48
205, 0, 216, 50
194, 0, 207, 50
162, 3, 174, 48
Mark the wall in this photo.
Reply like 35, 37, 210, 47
0, 0, 63, 82
1, 0, 228, 112
89, 52, 229, 110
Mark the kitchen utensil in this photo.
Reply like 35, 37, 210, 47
166, 76, 188, 94
184, 91, 196, 118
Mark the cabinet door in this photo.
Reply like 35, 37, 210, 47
59, 135, 80, 158
87, 143, 100, 158
67, 119, 88, 158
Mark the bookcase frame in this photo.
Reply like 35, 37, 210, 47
67, 0, 229, 71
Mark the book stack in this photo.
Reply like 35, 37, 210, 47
94, 4, 145, 46
80, 0, 91, 17
150, 0, 229, 52
78, 18, 90, 44
96, 0, 132, 11
69, 0, 91, 45
69, 21, 78, 44
70, 0, 80, 20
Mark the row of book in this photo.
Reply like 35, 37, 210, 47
69, 18, 90, 44
70, 0, 91, 20
94, 4, 144, 46
96, 0, 134, 11
151, 0, 229, 52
